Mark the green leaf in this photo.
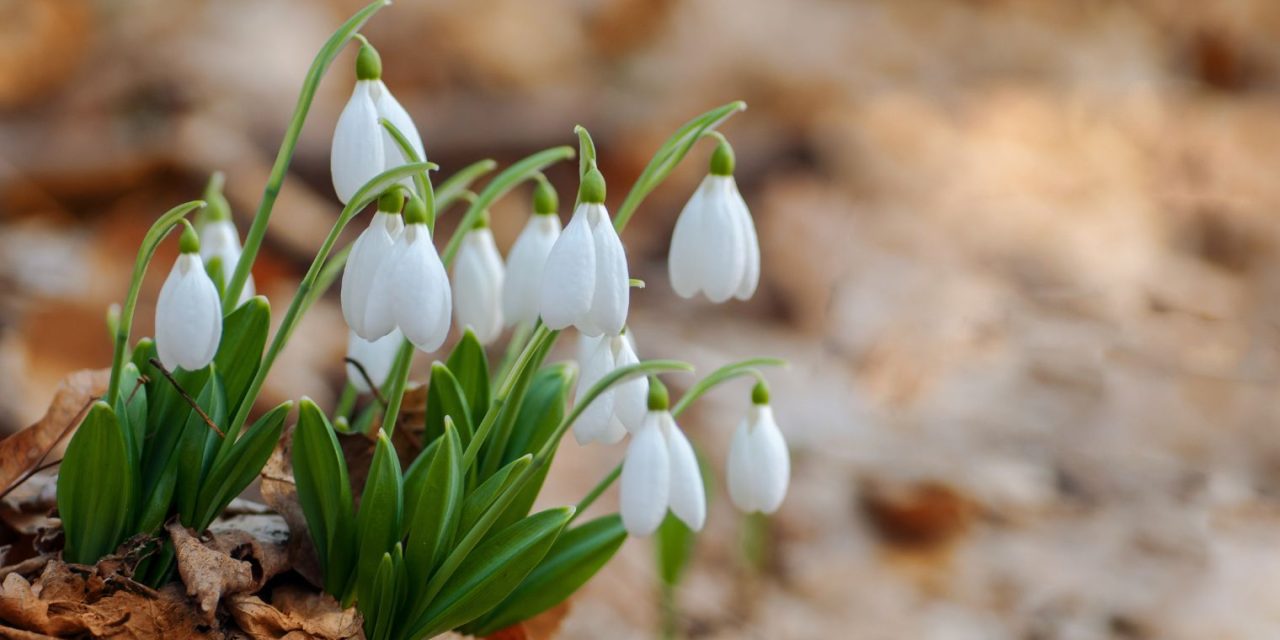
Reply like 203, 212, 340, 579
477, 337, 559, 480
366, 551, 399, 640
403, 421, 463, 598
490, 364, 573, 533
114, 362, 148, 467
57, 402, 136, 564
413, 507, 573, 638
656, 514, 695, 587
194, 401, 292, 529
436, 159, 497, 211
355, 432, 403, 606
424, 363, 473, 448
292, 398, 355, 597
140, 364, 210, 491
175, 372, 226, 526
129, 337, 156, 376
446, 329, 490, 425
213, 295, 270, 420
470, 514, 627, 635
457, 455, 530, 541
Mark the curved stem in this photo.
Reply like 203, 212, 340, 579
437, 160, 498, 211
379, 117, 436, 229
573, 463, 620, 516
106, 200, 207, 401
376, 340, 415, 437
222, 0, 392, 308
574, 125, 597, 178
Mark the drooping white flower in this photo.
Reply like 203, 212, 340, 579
342, 194, 404, 339
346, 327, 402, 393
364, 196, 452, 351
539, 167, 628, 336
330, 43, 425, 204
727, 384, 789, 514
155, 227, 222, 371
620, 409, 705, 536
198, 219, 255, 306
572, 331, 647, 445
452, 224, 505, 345
503, 211, 561, 326
668, 141, 759, 302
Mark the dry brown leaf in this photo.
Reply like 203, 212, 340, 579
258, 433, 322, 588
207, 515, 292, 590
0, 369, 108, 495
485, 601, 571, 640
226, 586, 361, 640
169, 522, 256, 623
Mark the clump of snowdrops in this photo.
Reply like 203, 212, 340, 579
55, 2, 790, 638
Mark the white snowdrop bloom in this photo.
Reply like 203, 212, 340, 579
155, 226, 222, 371
452, 224, 505, 344
364, 196, 452, 351
727, 383, 790, 514
572, 331, 647, 445
341, 193, 404, 339
539, 167, 629, 336
611, 334, 648, 432
668, 141, 760, 302
198, 219, 255, 306
330, 43, 425, 204
504, 181, 562, 326
346, 327, 402, 393
621, 406, 706, 537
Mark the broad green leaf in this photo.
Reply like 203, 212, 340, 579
366, 551, 398, 640
413, 507, 572, 638
424, 363, 473, 448
213, 295, 270, 420
403, 421, 463, 596
114, 362, 148, 467
457, 455, 530, 541
136, 454, 178, 535
57, 402, 135, 564
193, 401, 292, 529
129, 337, 156, 376
292, 398, 355, 597
355, 432, 403, 606
477, 337, 559, 480
470, 514, 627, 635
140, 364, 210, 491
489, 364, 572, 533
446, 330, 490, 425
175, 372, 226, 526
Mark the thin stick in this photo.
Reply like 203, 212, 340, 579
343, 357, 388, 407
148, 359, 225, 439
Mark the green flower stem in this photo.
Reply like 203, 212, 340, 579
441, 146, 575, 265
493, 321, 533, 387
334, 381, 358, 421
378, 118, 436, 229
224, 162, 433, 443
375, 339, 415, 437
613, 101, 746, 233
222, 0, 392, 309
568, 357, 785, 524
436, 159, 498, 210
460, 324, 555, 470
106, 200, 208, 401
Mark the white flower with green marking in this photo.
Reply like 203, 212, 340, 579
669, 141, 759, 302
727, 382, 789, 514
452, 222, 505, 345
155, 225, 222, 371
619, 381, 705, 536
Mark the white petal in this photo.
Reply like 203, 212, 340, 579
373, 81, 426, 191
572, 336, 617, 445
726, 420, 757, 512
576, 332, 604, 369
668, 178, 710, 299
696, 177, 747, 303
663, 414, 706, 531
540, 206, 595, 331
620, 413, 670, 537
199, 220, 256, 307
749, 405, 790, 513
611, 335, 648, 433
390, 224, 452, 352
155, 254, 223, 371
331, 81, 384, 205
452, 229, 505, 344
344, 212, 402, 338
503, 215, 560, 325
585, 205, 629, 336
346, 327, 402, 392
727, 178, 760, 300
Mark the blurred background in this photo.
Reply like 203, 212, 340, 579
5, 0, 1280, 637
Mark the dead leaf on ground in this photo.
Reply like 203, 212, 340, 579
0, 369, 108, 496
259, 432, 322, 588
226, 585, 361, 640
485, 601, 571, 640
169, 522, 257, 623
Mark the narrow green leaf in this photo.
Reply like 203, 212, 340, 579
213, 295, 270, 420
489, 364, 573, 533
478, 336, 559, 480
292, 398, 355, 597
413, 507, 573, 638
403, 421, 463, 596
425, 363, 473, 448
140, 365, 210, 492
114, 362, 147, 467
355, 432, 403, 606
446, 329, 490, 425
129, 337, 156, 377
471, 515, 627, 635
656, 514, 695, 587
194, 401, 292, 529
436, 159, 497, 211
57, 402, 135, 564
367, 551, 398, 640
457, 455, 530, 541
175, 372, 226, 526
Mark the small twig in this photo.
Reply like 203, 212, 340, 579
344, 357, 388, 406
125, 374, 148, 404
148, 359, 225, 438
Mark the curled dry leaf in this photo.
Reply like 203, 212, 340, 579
0, 369, 109, 496
226, 585, 361, 640
259, 432, 323, 588
170, 520, 290, 624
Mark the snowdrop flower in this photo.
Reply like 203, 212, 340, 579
364, 194, 452, 351
572, 330, 647, 445
620, 379, 705, 536
540, 166, 629, 336
503, 180, 561, 326
197, 188, 255, 306
342, 190, 405, 339
155, 224, 222, 371
727, 381, 789, 514
346, 327, 402, 393
668, 140, 760, 302
330, 42, 426, 204
452, 215, 505, 344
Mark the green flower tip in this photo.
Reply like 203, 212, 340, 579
751, 380, 770, 405
403, 194, 428, 224
647, 376, 670, 411
579, 165, 606, 204
472, 210, 491, 230
178, 222, 200, 254
377, 189, 405, 214
533, 179, 558, 215
710, 138, 736, 176
356, 42, 382, 81
202, 173, 231, 222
